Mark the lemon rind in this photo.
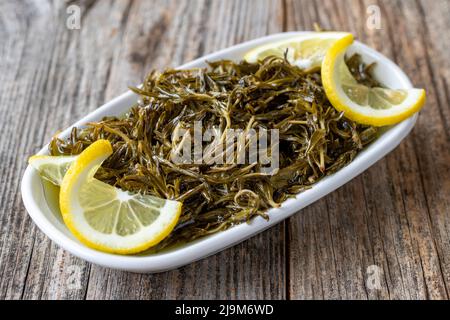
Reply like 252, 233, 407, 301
59, 139, 182, 255
321, 34, 426, 126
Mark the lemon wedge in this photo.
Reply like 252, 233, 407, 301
59, 140, 182, 254
321, 34, 426, 126
29, 155, 77, 185
244, 32, 353, 70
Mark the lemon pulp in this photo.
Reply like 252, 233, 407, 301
54, 140, 183, 254
29, 155, 77, 185
244, 32, 353, 70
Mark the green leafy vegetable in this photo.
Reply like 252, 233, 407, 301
50, 54, 378, 250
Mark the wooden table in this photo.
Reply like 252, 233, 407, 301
1, 0, 449, 300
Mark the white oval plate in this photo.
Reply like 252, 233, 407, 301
21, 32, 418, 273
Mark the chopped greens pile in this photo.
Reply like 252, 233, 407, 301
50, 54, 378, 249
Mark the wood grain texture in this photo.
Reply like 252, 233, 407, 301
0, 0, 448, 300
284, 0, 450, 300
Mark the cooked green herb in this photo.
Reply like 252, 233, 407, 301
50, 54, 378, 249
345, 54, 381, 88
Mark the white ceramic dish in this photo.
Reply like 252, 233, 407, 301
21, 32, 418, 273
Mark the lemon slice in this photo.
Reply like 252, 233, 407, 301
244, 32, 353, 70
59, 140, 182, 254
321, 34, 426, 126
29, 155, 77, 185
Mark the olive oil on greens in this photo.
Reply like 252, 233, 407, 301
49, 54, 379, 251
